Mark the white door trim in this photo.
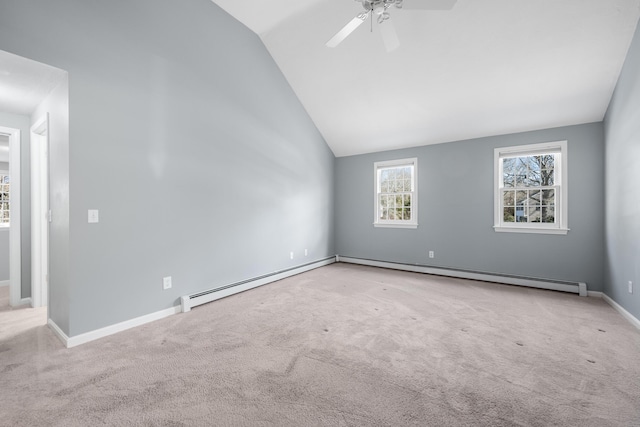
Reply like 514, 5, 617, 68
0, 126, 22, 307
30, 114, 49, 308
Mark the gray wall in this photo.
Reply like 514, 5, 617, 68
603, 19, 640, 320
0, 111, 31, 298
0, 0, 335, 337
0, 229, 8, 281
336, 123, 605, 290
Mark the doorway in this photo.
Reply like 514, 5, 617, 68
0, 126, 22, 307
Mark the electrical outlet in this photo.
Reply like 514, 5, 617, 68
163, 276, 172, 290
629, 281, 633, 294
290, 252, 294, 260
88, 209, 99, 223
429, 251, 435, 259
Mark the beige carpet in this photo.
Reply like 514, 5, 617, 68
1, 264, 639, 426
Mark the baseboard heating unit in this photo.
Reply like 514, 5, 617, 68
337, 256, 588, 297
181, 256, 336, 312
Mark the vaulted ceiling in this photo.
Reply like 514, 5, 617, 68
0, 50, 67, 117
213, 0, 640, 157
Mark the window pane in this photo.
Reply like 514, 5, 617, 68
503, 207, 515, 222
403, 209, 411, 220
503, 173, 514, 188
380, 195, 387, 207
515, 157, 528, 173
541, 169, 554, 186
541, 155, 555, 185
526, 170, 541, 186
541, 154, 555, 170
502, 157, 515, 172
542, 189, 555, 206
381, 208, 388, 220
528, 190, 541, 206
396, 208, 403, 219
528, 206, 541, 222
516, 191, 527, 206
542, 206, 555, 223
381, 180, 389, 193
395, 195, 402, 207
503, 190, 515, 207
516, 206, 527, 222
404, 194, 411, 207
529, 156, 542, 172
403, 178, 411, 191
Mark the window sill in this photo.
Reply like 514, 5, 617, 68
374, 223, 418, 229
494, 226, 568, 235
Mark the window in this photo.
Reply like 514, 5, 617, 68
494, 141, 568, 234
0, 174, 9, 227
374, 158, 418, 228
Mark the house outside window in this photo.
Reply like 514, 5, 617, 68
374, 158, 418, 228
494, 141, 568, 235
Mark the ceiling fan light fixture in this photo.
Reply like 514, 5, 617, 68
329, 0, 457, 49
378, 12, 390, 23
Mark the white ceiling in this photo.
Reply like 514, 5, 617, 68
213, 0, 640, 157
0, 49, 67, 116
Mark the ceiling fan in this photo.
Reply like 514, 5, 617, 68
326, 0, 457, 52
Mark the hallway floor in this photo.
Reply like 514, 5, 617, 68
0, 285, 47, 346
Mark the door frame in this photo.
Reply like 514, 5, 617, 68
0, 125, 22, 307
30, 114, 49, 308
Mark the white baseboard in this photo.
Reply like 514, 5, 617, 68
182, 256, 336, 312
0, 280, 9, 287
588, 291, 603, 298
50, 305, 181, 348
338, 256, 586, 295
19, 297, 31, 306
601, 293, 640, 330
47, 319, 69, 346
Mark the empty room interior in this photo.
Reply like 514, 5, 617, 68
1, 0, 639, 425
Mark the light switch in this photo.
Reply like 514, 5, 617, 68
88, 209, 99, 223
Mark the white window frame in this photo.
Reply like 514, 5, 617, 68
494, 141, 568, 235
374, 157, 418, 229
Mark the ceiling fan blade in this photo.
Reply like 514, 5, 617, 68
326, 12, 370, 48
401, 0, 457, 10
380, 19, 400, 52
